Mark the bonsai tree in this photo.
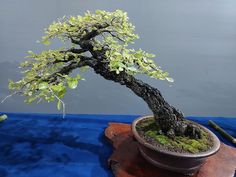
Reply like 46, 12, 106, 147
6, 10, 201, 139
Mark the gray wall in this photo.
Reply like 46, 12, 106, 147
0, 0, 236, 117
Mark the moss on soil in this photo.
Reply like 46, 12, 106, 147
136, 118, 213, 154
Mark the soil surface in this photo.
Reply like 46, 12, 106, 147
136, 117, 214, 154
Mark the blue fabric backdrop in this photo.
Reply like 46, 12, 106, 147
0, 113, 235, 177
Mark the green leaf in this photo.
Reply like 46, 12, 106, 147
146, 53, 156, 58
118, 67, 124, 71
127, 66, 137, 72
8, 80, 15, 89
57, 101, 61, 110
80, 66, 89, 72
51, 84, 64, 92
166, 77, 174, 82
67, 78, 78, 89
42, 39, 51, 46
76, 74, 81, 80
27, 97, 37, 103
58, 87, 66, 98
38, 82, 49, 90
27, 50, 34, 55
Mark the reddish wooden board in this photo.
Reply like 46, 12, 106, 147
105, 122, 236, 177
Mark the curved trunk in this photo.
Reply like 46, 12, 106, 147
90, 61, 201, 139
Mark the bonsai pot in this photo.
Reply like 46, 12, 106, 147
131, 116, 221, 175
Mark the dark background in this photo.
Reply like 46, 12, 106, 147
0, 0, 236, 117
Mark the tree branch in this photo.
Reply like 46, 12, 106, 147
79, 23, 110, 41
46, 56, 97, 83
102, 30, 125, 42
70, 38, 81, 45
80, 30, 99, 41
65, 48, 88, 54
53, 48, 89, 64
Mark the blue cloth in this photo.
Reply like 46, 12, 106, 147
0, 113, 235, 177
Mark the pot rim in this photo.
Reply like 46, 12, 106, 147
132, 115, 221, 158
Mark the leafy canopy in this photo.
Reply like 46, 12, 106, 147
8, 10, 173, 115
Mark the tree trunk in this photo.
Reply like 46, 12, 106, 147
77, 40, 201, 139
91, 61, 201, 139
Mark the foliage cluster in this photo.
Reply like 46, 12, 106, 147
7, 10, 173, 115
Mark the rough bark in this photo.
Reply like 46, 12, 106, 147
91, 61, 201, 139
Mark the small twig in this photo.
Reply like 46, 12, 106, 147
36, 98, 42, 104
48, 87, 66, 118
1, 91, 21, 104
60, 48, 88, 54
102, 30, 125, 42
209, 120, 236, 145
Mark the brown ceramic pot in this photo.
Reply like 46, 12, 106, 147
131, 116, 221, 176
